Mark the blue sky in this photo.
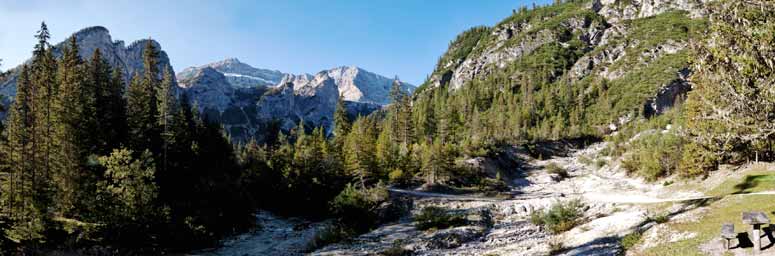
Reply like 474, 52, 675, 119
0, 0, 549, 85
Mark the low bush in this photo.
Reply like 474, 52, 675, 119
306, 224, 356, 251
620, 132, 684, 181
329, 183, 389, 232
414, 207, 467, 231
530, 199, 585, 233
620, 231, 642, 252
648, 212, 670, 224
545, 163, 569, 179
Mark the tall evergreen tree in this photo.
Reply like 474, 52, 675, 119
344, 116, 377, 188
30, 22, 58, 214
157, 66, 176, 174
3, 66, 46, 241
53, 36, 89, 216
126, 41, 161, 154
89, 48, 118, 153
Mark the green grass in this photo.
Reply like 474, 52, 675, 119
708, 167, 775, 197
639, 165, 775, 255
641, 195, 775, 255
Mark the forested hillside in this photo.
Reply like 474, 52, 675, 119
0, 24, 252, 252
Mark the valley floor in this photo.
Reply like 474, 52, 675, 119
194, 142, 775, 256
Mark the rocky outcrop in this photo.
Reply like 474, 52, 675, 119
595, 0, 709, 23
643, 68, 691, 118
179, 67, 235, 112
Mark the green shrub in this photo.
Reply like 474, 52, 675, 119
648, 212, 670, 224
621, 231, 643, 251
530, 200, 585, 233
307, 224, 356, 251
546, 163, 569, 179
330, 183, 389, 232
414, 207, 467, 231
388, 168, 411, 186
621, 132, 685, 181
679, 142, 718, 177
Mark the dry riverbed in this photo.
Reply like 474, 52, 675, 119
196, 141, 733, 256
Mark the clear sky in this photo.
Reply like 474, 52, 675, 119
0, 0, 549, 85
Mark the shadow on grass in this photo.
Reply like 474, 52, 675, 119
732, 175, 768, 194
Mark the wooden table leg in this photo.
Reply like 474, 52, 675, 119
754, 224, 761, 252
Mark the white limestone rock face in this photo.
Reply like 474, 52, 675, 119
0, 26, 175, 118
177, 60, 414, 142
178, 58, 285, 88
178, 67, 235, 112
595, 0, 709, 23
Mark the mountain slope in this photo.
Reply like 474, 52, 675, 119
413, 0, 707, 143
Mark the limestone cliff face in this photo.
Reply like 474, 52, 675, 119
593, 0, 709, 23
0, 26, 175, 117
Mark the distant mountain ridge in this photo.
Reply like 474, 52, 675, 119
178, 58, 285, 88
177, 59, 415, 141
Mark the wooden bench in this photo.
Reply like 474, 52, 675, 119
721, 223, 736, 250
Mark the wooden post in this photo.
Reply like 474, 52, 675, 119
754, 224, 761, 253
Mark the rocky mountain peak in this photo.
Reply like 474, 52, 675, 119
177, 58, 286, 88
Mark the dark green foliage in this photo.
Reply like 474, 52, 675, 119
126, 41, 161, 155
620, 231, 642, 252
329, 183, 388, 232
529, 199, 584, 233
413, 206, 466, 231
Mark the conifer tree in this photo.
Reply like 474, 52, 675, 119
104, 67, 128, 150
127, 41, 161, 154
89, 48, 117, 153
3, 66, 46, 241
30, 22, 58, 213
53, 36, 88, 216
333, 94, 351, 137
344, 116, 377, 188
157, 66, 176, 174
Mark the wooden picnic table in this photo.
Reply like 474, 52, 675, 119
743, 211, 771, 252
